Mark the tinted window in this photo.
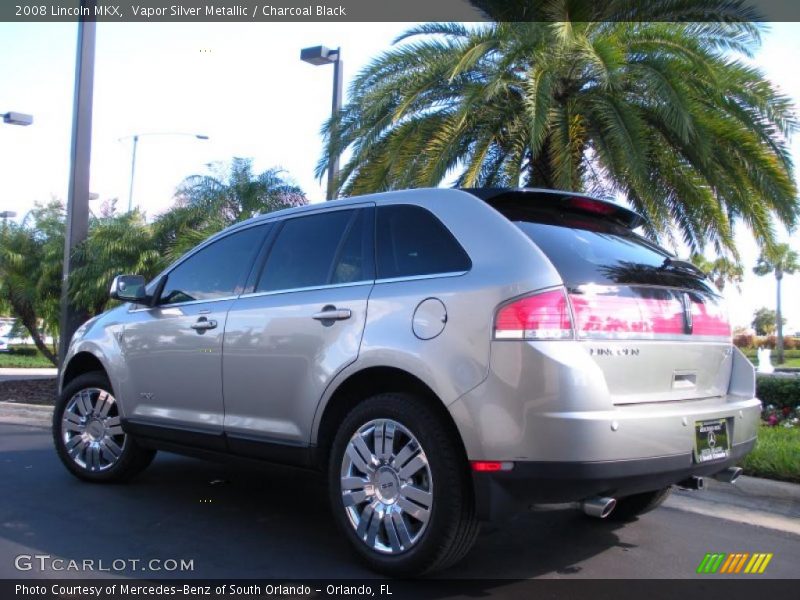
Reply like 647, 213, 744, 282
516, 219, 714, 292
158, 226, 266, 305
376, 205, 470, 279
256, 208, 373, 293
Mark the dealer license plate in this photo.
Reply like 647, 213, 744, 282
694, 418, 730, 463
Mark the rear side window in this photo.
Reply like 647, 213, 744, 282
256, 208, 373, 293
516, 219, 714, 292
159, 225, 267, 305
376, 205, 471, 279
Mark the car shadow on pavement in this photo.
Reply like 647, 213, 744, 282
0, 447, 630, 583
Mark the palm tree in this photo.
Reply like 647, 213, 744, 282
157, 158, 306, 262
753, 243, 799, 364
319, 2, 797, 254
690, 254, 744, 292
0, 202, 64, 365
69, 210, 162, 316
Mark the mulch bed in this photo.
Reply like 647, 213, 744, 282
0, 379, 57, 405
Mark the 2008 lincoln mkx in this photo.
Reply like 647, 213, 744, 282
53, 187, 759, 575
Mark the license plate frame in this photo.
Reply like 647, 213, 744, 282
694, 418, 730, 463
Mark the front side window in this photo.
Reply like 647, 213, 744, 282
376, 204, 471, 279
256, 208, 374, 293
158, 225, 267, 305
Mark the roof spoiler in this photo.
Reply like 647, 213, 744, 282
461, 187, 645, 229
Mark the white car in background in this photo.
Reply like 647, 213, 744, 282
0, 337, 8, 352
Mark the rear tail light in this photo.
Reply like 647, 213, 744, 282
569, 288, 685, 337
494, 286, 730, 340
494, 288, 573, 340
690, 297, 732, 337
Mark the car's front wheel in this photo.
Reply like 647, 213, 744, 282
53, 371, 155, 482
328, 393, 479, 576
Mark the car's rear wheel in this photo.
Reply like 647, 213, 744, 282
53, 371, 156, 482
328, 393, 479, 576
608, 487, 672, 521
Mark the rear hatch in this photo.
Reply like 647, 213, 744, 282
487, 190, 732, 405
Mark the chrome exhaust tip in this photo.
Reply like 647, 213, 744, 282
677, 476, 705, 491
581, 496, 617, 519
712, 467, 743, 484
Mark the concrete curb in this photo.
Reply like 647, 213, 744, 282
0, 401, 53, 428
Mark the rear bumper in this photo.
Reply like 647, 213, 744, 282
473, 438, 755, 520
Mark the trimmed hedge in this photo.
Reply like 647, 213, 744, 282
757, 376, 800, 409
8, 346, 39, 357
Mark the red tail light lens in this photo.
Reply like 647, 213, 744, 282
495, 288, 573, 340
471, 461, 514, 472
495, 286, 730, 341
691, 297, 731, 337
569, 288, 685, 337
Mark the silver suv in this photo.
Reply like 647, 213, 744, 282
53, 188, 760, 575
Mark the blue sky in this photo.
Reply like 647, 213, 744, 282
0, 21, 798, 331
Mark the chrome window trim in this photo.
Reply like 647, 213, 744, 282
374, 271, 469, 285
128, 294, 239, 313
238, 279, 375, 300
231, 270, 470, 300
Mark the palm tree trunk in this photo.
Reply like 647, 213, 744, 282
776, 270, 784, 365
18, 310, 58, 366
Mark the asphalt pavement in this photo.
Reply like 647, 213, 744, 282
0, 420, 798, 580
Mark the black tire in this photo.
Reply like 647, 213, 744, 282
328, 393, 479, 576
53, 371, 156, 483
607, 487, 671, 522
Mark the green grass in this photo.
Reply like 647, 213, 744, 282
740, 425, 800, 483
742, 349, 800, 367
0, 346, 55, 368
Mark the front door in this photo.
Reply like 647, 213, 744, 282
121, 224, 269, 448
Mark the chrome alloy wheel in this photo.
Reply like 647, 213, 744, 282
340, 419, 433, 554
60, 388, 126, 472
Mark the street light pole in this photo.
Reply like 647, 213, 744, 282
329, 49, 343, 201
59, 0, 96, 370
128, 134, 138, 212
301, 45, 343, 200
120, 132, 209, 212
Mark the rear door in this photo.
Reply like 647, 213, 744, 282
222, 206, 375, 450
514, 216, 732, 404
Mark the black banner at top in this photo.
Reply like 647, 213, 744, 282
5, 0, 800, 23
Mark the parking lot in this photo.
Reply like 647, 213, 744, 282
1, 421, 798, 580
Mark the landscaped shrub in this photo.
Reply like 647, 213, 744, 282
8, 346, 38, 357
757, 376, 800, 429
733, 333, 754, 348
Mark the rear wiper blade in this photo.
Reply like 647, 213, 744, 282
659, 257, 707, 278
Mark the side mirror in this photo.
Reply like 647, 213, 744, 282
110, 274, 147, 303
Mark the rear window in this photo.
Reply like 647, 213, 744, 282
515, 217, 714, 292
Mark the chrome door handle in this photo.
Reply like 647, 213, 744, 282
312, 307, 352, 321
190, 317, 217, 331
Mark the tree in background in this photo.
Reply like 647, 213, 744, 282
156, 158, 306, 263
690, 254, 744, 292
2, 160, 306, 363
753, 243, 799, 364
319, 2, 797, 255
0, 202, 65, 364
751, 307, 783, 336
69, 210, 162, 316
